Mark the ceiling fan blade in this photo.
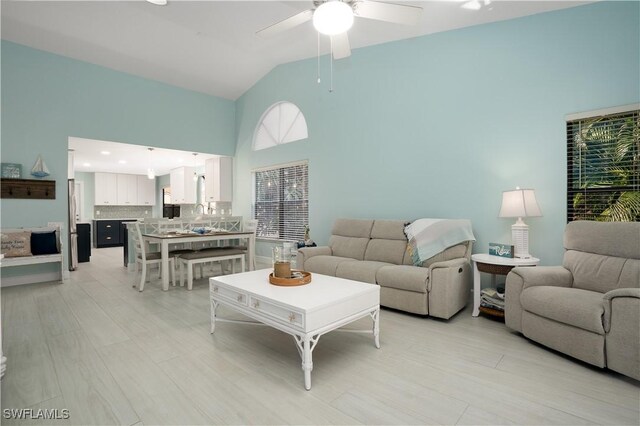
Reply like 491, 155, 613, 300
353, 0, 423, 26
256, 9, 314, 38
331, 32, 351, 60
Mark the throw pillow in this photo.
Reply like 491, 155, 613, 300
31, 231, 59, 255
1, 232, 32, 257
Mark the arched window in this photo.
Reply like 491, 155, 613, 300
253, 102, 308, 151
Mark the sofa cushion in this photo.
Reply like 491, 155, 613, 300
329, 235, 369, 260
521, 286, 605, 334
305, 255, 353, 276
564, 251, 639, 293
370, 220, 408, 240
332, 219, 374, 238
364, 239, 407, 264
564, 220, 640, 260
336, 260, 393, 284
376, 265, 430, 293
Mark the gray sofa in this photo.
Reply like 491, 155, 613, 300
298, 219, 473, 319
506, 220, 640, 380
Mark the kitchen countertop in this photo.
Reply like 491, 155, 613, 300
92, 218, 145, 221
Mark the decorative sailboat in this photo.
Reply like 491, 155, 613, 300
30, 155, 50, 178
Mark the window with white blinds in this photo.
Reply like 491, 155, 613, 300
566, 108, 639, 222
252, 162, 308, 241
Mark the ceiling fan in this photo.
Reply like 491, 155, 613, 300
256, 0, 423, 60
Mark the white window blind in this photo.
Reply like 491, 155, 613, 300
566, 109, 639, 222
252, 162, 309, 241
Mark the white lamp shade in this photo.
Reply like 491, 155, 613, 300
499, 189, 542, 218
313, 1, 354, 35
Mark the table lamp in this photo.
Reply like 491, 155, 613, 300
498, 187, 542, 258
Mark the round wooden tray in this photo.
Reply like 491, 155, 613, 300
269, 271, 312, 286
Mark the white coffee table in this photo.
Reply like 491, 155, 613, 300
209, 269, 380, 390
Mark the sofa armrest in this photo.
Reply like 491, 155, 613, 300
505, 266, 572, 333
512, 266, 573, 289
603, 288, 640, 332
297, 246, 332, 269
602, 288, 640, 380
428, 257, 468, 271
427, 258, 471, 319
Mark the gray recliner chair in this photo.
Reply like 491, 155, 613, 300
505, 220, 640, 380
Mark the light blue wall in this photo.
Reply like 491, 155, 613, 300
234, 2, 640, 266
1, 41, 235, 277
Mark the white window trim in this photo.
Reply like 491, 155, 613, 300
251, 160, 309, 174
252, 101, 308, 151
566, 103, 640, 122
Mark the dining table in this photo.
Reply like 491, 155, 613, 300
142, 231, 256, 291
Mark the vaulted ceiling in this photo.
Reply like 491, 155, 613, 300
1, 1, 587, 100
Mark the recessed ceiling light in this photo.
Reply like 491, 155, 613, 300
146, 0, 167, 5
100, 151, 111, 155
83, 162, 91, 167
461, 0, 482, 10
118, 160, 127, 164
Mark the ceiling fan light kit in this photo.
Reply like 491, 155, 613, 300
313, 1, 354, 35
257, 0, 422, 92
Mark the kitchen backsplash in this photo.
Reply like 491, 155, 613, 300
93, 202, 232, 219
94, 206, 154, 219
181, 202, 233, 217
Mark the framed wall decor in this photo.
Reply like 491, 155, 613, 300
1, 163, 22, 179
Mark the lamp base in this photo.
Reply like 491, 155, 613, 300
512, 218, 531, 258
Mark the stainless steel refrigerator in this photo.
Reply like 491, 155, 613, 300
68, 179, 78, 271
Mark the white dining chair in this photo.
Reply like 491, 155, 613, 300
228, 219, 258, 271
132, 222, 176, 291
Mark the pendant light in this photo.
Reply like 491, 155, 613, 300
147, 148, 155, 179
192, 153, 198, 182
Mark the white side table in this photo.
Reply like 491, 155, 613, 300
472, 253, 540, 317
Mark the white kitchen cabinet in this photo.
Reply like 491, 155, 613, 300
170, 166, 196, 204
204, 157, 233, 202
137, 175, 156, 206
116, 174, 138, 205
94, 173, 118, 205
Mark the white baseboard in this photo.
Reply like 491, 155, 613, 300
1, 271, 63, 287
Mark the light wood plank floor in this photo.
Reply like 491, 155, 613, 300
2, 247, 638, 425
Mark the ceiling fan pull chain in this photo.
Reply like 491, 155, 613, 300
329, 36, 334, 93
317, 32, 321, 84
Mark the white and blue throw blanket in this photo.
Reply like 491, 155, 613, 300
404, 219, 476, 266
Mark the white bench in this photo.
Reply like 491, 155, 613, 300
0, 225, 65, 286
178, 248, 245, 290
